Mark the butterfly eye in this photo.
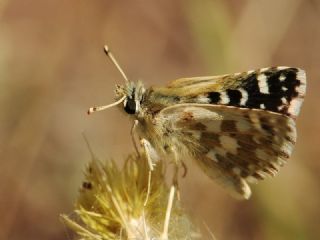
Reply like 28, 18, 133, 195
124, 98, 136, 114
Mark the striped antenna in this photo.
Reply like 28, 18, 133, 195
104, 45, 129, 83
87, 45, 129, 115
87, 95, 126, 115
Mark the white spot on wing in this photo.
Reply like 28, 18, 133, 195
260, 67, 270, 72
205, 121, 222, 132
277, 66, 289, 70
282, 86, 288, 91
196, 95, 210, 103
257, 73, 269, 94
260, 103, 266, 109
296, 69, 307, 97
184, 107, 220, 120
288, 97, 303, 116
219, 135, 238, 154
238, 88, 248, 106
206, 149, 218, 162
298, 83, 307, 97
219, 91, 230, 104
296, 69, 306, 84
281, 97, 288, 104
236, 121, 250, 132
279, 73, 286, 82
215, 147, 227, 157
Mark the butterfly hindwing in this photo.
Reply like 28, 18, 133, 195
158, 104, 297, 199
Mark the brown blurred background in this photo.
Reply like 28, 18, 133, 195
0, 0, 319, 239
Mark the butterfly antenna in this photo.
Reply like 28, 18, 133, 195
104, 45, 129, 83
87, 95, 126, 115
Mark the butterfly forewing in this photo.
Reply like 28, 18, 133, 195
162, 67, 306, 118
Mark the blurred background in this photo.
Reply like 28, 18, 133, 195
0, 0, 319, 239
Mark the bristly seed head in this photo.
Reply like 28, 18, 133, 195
61, 152, 200, 240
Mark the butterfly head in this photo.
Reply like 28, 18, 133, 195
87, 46, 146, 116
116, 81, 145, 115
87, 80, 145, 116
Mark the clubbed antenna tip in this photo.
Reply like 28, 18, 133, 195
103, 45, 129, 83
104, 45, 110, 55
87, 107, 96, 115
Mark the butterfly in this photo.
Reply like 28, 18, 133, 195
88, 45, 306, 199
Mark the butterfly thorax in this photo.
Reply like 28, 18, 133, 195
115, 81, 187, 157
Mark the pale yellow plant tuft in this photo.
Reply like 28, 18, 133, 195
61, 151, 201, 240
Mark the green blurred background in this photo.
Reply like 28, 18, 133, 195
0, 0, 319, 239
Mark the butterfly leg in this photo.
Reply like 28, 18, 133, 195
140, 138, 157, 171
144, 170, 152, 206
131, 120, 157, 170
171, 147, 182, 200
173, 165, 181, 201
181, 160, 188, 178
140, 138, 158, 206
131, 120, 140, 155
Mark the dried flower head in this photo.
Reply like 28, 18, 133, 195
61, 151, 201, 240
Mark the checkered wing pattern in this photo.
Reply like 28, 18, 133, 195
158, 67, 306, 199
160, 104, 297, 199
167, 67, 306, 118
